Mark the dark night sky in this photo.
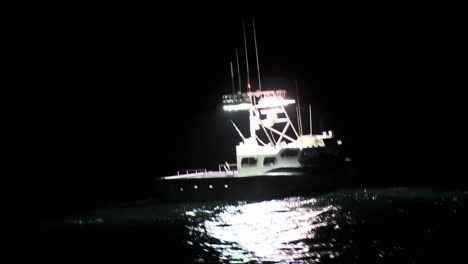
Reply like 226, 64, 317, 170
23, 8, 465, 217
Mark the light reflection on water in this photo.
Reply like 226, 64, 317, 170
53, 188, 467, 263
183, 198, 341, 263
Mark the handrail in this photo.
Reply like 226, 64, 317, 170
218, 162, 237, 176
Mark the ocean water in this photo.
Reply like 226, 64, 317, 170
38, 188, 467, 263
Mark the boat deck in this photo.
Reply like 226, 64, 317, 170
158, 170, 311, 181
159, 171, 239, 180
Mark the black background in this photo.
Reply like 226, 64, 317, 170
19, 7, 465, 219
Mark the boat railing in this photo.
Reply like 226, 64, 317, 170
177, 169, 208, 176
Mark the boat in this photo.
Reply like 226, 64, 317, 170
154, 20, 351, 201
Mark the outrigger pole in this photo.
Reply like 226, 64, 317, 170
235, 48, 241, 93
230, 61, 235, 94
231, 120, 246, 142
242, 19, 251, 90
253, 18, 262, 92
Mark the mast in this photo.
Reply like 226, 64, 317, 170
242, 19, 251, 90
235, 48, 241, 93
253, 18, 262, 91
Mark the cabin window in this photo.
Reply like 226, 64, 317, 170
241, 157, 258, 167
280, 149, 300, 158
263, 157, 276, 166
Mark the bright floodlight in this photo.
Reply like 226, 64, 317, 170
223, 103, 251, 111
256, 97, 295, 108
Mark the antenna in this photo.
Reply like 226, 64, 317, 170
242, 19, 251, 90
309, 104, 312, 135
295, 80, 303, 136
320, 118, 323, 133
235, 48, 241, 93
230, 61, 235, 94
253, 18, 262, 91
